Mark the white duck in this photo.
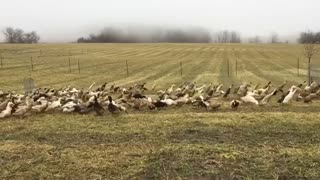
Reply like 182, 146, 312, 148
161, 95, 177, 106
45, 97, 62, 112
175, 94, 190, 105
62, 101, 79, 113
216, 84, 225, 94
304, 82, 318, 92
0, 102, 14, 118
167, 84, 176, 94
241, 91, 259, 105
282, 86, 299, 104
260, 88, 277, 105
32, 97, 49, 112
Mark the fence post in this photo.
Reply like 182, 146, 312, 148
126, 60, 129, 77
78, 59, 80, 74
68, 57, 71, 73
30, 56, 34, 71
0, 54, 2, 68
227, 58, 230, 77
180, 62, 183, 76
297, 58, 300, 77
235, 58, 238, 77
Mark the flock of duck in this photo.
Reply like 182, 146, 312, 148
1, 80, 320, 119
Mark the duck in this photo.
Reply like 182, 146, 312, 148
206, 100, 222, 111
304, 82, 318, 92
175, 94, 190, 106
45, 97, 62, 112
107, 96, 127, 114
0, 99, 10, 112
167, 84, 176, 94
160, 95, 177, 106
215, 84, 225, 94
198, 97, 221, 111
241, 92, 259, 105
32, 97, 49, 112
62, 101, 79, 113
195, 85, 207, 92
297, 81, 306, 88
263, 81, 272, 89
276, 80, 287, 92
87, 82, 96, 91
282, 86, 299, 104
254, 83, 260, 90
12, 97, 33, 117
0, 102, 15, 118
237, 83, 250, 96
152, 100, 168, 108
255, 84, 271, 95
95, 82, 107, 92
151, 82, 157, 91
278, 91, 288, 103
223, 84, 233, 98
260, 88, 278, 105
130, 98, 155, 110
230, 99, 240, 109
91, 96, 104, 115
132, 93, 146, 99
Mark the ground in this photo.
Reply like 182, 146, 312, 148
0, 43, 320, 179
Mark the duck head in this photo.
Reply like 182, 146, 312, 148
7, 102, 15, 109
108, 96, 113, 102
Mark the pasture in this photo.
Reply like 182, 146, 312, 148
0, 43, 319, 91
1, 43, 320, 179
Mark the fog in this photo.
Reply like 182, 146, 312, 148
0, 0, 319, 42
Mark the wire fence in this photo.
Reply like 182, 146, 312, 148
0, 47, 318, 93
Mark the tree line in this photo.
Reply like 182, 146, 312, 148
77, 27, 287, 44
77, 27, 212, 43
212, 31, 241, 43
2, 27, 40, 43
299, 31, 320, 44
1, 26, 319, 44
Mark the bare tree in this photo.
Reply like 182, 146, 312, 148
304, 43, 318, 85
23, 31, 40, 43
2, 27, 15, 43
249, 36, 261, 43
230, 31, 241, 43
214, 30, 241, 43
271, 33, 279, 43
299, 31, 317, 44
2, 27, 40, 43
14, 28, 24, 43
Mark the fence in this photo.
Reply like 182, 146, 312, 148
0, 47, 317, 92
311, 63, 320, 83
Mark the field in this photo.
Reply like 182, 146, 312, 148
0, 43, 319, 91
1, 43, 320, 179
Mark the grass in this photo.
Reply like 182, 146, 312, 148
0, 43, 319, 91
1, 43, 320, 179
1, 109, 320, 179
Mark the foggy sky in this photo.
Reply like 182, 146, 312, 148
0, 0, 319, 42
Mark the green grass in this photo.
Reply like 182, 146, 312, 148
1, 110, 320, 179
1, 43, 320, 179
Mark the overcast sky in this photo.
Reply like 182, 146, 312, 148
0, 0, 319, 42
